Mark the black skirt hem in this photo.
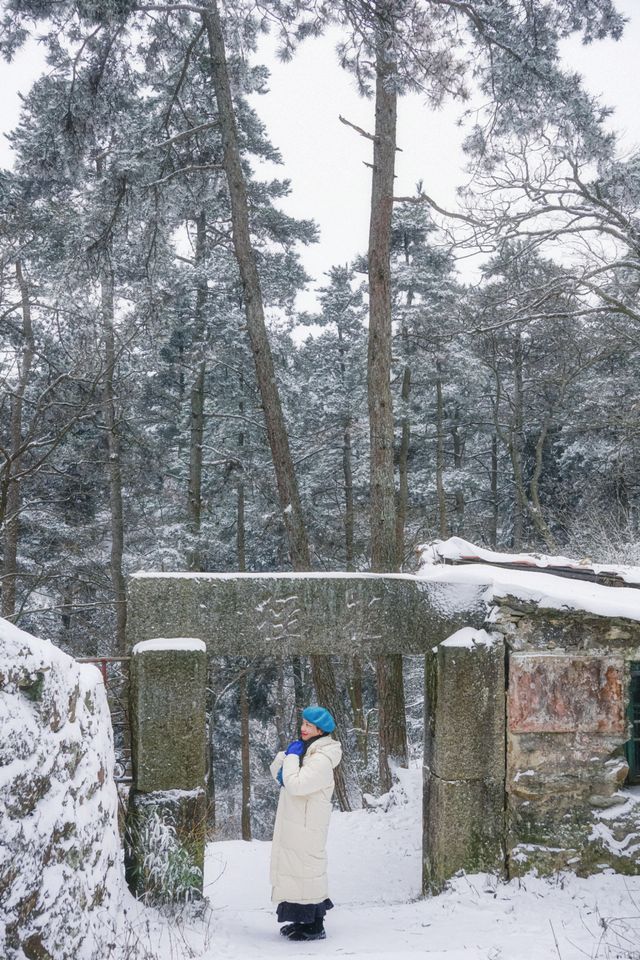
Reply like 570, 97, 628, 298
276, 899, 334, 923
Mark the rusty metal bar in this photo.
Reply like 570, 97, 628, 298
77, 656, 131, 662
443, 556, 639, 589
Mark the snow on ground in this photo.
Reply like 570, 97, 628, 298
120, 769, 640, 960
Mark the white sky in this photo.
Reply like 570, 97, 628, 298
1, 1, 639, 310
248, 0, 640, 305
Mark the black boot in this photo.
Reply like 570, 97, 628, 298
280, 923, 302, 937
287, 918, 326, 941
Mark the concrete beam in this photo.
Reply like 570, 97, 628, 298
127, 572, 485, 656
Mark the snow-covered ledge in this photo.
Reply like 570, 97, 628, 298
418, 536, 640, 623
0, 618, 123, 960
132, 636, 207, 655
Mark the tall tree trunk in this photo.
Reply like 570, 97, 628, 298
187, 211, 207, 571
309, 655, 360, 810
204, 2, 309, 569
395, 364, 411, 563
343, 423, 355, 571
204, 1, 359, 810
237, 382, 246, 572
236, 420, 251, 839
490, 434, 499, 548
451, 402, 465, 535
2, 261, 35, 620
101, 266, 127, 654
368, 22, 399, 574
207, 686, 216, 828
338, 325, 354, 568
511, 334, 525, 549
274, 657, 287, 751
435, 372, 448, 539
292, 657, 306, 711
61, 581, 74, 634
527, 416, 557, 551
347, 655, 366, 762
237, 478, 245, 570
338, 321, 365, 771
368, 12, 407, 793
240, 668, 251, 840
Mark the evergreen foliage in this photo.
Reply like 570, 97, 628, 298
1, 0, 636, 832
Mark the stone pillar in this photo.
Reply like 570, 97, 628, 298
126, 638, 207, 904
423, 628, 506, 894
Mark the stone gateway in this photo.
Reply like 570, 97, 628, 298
126, 547, 640, 897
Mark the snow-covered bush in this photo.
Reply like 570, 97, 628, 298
126, 806, 203, 905
0, 618, 123, 960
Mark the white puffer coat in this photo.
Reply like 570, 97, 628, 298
269, 735, 342, 905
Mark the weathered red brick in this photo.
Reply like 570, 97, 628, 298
508, 655, 625, 734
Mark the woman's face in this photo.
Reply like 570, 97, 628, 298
300, 719, 322, 740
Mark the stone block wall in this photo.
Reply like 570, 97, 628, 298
0, 619, 122, 960
494, 602, 640, 877
125, 566, 640, 891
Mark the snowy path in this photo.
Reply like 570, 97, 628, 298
122, 773, 640, 959
200, 841, 640, 960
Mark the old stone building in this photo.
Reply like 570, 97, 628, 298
421, 539, 640, 884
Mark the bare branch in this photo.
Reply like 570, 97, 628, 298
394, 191, 482, 226
144, 163, 224, 187
339, 114, 376, 143
136, 3, 207, 14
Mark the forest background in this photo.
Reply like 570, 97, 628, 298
1, 0, 640, 837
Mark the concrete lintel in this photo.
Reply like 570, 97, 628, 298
127, 572, 486, 656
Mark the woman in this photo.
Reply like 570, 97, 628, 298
269, 705, 342, 942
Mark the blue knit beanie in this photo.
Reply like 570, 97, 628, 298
302, 705, 336, 733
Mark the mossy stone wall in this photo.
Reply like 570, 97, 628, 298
494, 602, 640, 878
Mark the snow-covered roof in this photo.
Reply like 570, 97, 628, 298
418, 539, 640, 624
420, 536, 640, 585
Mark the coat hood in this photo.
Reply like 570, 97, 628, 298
306, 734, 342, 769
